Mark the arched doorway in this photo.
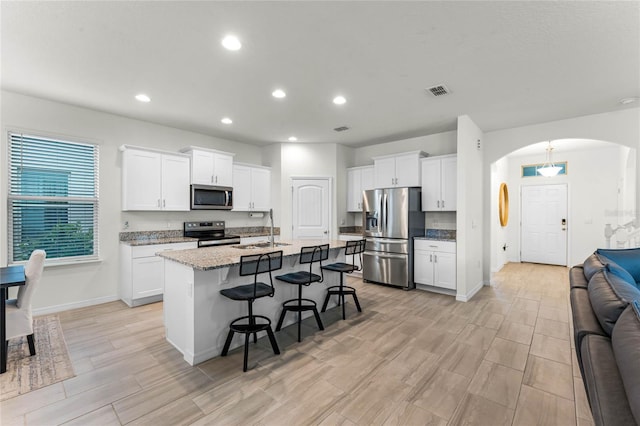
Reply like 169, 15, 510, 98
490, 139, 637, 273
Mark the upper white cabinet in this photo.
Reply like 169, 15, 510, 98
347, 165, 374, 212
373, 151, 425, 188
421, 155, 457, 211
121, 146, 190, 211
232, 164, 271, 211
181, 147, 234, 187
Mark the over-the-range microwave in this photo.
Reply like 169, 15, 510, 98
190, 184, 233, 210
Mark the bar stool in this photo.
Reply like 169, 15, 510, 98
220, 250, 283, 372
275, 244, 329, 342
321, 239, 365, 320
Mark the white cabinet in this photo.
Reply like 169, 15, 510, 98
182, 147, 234, 187
414, 239, 456, 290
232, 164, 271, 211
421, 155, 457, 211
338, 234, 365, 275
347, 166, 374, 212
121, 146, 190, 211
120, 241, 197, 307
373, 151, 424, 188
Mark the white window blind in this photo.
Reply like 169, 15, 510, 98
8, 132, 99, 263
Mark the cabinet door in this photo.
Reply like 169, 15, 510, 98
251, 167, 271, 211
413, 250, 434, 286
132, 256, 164, 298
161, 155, 190, 211
232, 165, 252, 211
395, 153, 421, 187
347, 169, 362, 212
191, 150, 215, 185
360, 166, 375, 191
122, 149, 162, 210
374, 157, 396, 188
213, 153, 234, 186
441, 156, 457, 211
434, 251, 457, 290
421, 159, 442, 211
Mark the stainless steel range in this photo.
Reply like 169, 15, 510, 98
184, 221, 240, 247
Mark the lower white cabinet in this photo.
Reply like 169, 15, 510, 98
120, 241, 197, 307
338, 234, 365, 275
414, 239, 456, 290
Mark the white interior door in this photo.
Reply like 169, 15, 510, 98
521, 184, 568, 266
292, 178, 331, 239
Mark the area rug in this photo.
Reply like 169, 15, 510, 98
0, 315, 75, 401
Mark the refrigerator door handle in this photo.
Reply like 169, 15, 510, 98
384, 193, 388, 233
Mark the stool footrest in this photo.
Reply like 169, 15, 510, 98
325, 285, 357, 294
281, 298, 318, 311
229, 315, 273, 334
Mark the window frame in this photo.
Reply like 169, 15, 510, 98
7, 131, 100, 265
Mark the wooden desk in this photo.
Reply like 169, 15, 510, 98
1, 265, 25, 374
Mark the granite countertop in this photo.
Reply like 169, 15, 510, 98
414, 236, 457, 242
159, 239, 346, 271
121, 236, 198, 246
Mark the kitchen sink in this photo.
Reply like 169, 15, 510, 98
233, 242, 291, 249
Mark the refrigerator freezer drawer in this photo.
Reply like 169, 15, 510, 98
363, 251, 409, 288
365, 238, 409, 254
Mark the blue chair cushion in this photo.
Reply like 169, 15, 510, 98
597, 248, 640, 284
276, 271, 322, 285
220, 282, 273, 301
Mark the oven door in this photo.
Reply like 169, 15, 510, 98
191, 185, 233, 210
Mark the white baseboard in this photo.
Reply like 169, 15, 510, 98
456, 280, 485, 302
33, 295, 120, 316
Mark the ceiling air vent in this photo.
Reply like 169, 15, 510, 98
334, 126, 350, 132
426, 84, 450, 97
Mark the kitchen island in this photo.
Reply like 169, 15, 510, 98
159, 239, 346, 365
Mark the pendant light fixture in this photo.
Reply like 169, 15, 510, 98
537, 141, 562, 177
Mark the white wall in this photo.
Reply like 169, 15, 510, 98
354, 131, 456, 166
483, 108, 640, 281
504, 144, 625, 266
490, 156, 509, 272
456, 115, 484, 301
278, 143, 340, 239
0, 91, 265, 311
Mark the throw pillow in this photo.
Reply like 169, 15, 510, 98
597, 247, 640, 284
611, 302, 640, 425
606, 262, 640, 290
588, 269, 640, 335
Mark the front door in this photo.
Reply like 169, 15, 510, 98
521, 184, 568, 266
291, 178, 331, 239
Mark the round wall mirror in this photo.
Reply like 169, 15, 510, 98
499, 183, 509, 227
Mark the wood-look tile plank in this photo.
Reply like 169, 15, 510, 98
410, 368, 471, 420
61, 405, 121, 426
523, 355, 574, 400
0, 382, 66, 420
496, 321, 535, 345
513, 384, 577, 426
379, 401, 447, 426
530, 333, 572, 365
467, 360, 524, 409
535, 317, 571, 341
484, 337, 530, 372
448, 392, 515, 426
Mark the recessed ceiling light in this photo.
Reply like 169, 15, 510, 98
272, 89, 286, 99
288, 136, 298, 142
135, 94, 151, 103
221, 35, 241, 51
221, 117, 233, 124
619, 97, 638, 105
333, 95, 346, 105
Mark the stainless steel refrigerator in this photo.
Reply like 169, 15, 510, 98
362, 187, 424, 289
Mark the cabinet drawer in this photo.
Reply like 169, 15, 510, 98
131, 242, 197, 258
414, 239, 456, 253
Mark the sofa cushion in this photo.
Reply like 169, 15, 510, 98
597, 247, 640, 284
583, 253, 606, 281
588, 269, 640, 335
580, 334, 636, 426
611, 302, 640, 425
570, 265, 589, 290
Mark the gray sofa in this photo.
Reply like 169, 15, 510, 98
569, 248, 640, 426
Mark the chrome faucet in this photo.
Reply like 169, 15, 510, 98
269, 208, 275, 247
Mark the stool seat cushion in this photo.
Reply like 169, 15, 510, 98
322, 262, 356, 273
220, 282, 273, 301
276, 271, 322, 285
